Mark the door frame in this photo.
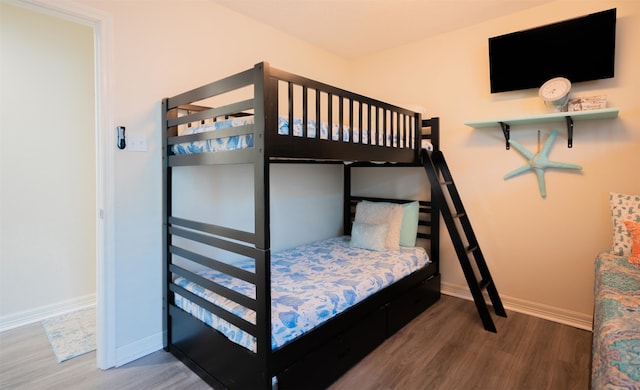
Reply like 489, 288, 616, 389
9, 0, 116, 369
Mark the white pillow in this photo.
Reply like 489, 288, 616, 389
362, 200, 420, 247
350, 222, 389, 251
354, 201, 403, 249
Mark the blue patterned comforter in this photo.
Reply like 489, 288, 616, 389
592, 251, 640, 389
174, 236, 430, 352
171, 115, 399, 155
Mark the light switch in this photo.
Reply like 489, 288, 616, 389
127, 133, 147, 152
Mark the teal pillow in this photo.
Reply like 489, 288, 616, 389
399, 201, 419, 247
350, 222, 389, 251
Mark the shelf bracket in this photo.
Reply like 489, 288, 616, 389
565, 116, 574, 148
499, 122, 510, 150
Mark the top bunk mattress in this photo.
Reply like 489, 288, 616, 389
173, 236, 430, 352
171, 115, 434, 155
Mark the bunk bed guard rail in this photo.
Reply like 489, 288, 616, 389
163, 62, 423, 165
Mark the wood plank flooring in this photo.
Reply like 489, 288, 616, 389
0, 295, 592, 389
330, 295, 592, 390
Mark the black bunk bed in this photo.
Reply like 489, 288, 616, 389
162, 62, 441, 389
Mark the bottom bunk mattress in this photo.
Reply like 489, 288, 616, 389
592, 251, 640, 389
173, 236, 430, 353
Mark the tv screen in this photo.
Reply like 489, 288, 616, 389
489, 8, 616, 93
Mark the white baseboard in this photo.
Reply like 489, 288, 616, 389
441, 282, 593, 331
115, 332, 163, 367
0, 293, 96, 333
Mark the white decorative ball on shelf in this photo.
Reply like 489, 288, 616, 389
539, 77, 571, 112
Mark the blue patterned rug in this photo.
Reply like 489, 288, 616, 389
41, 306, 96, 363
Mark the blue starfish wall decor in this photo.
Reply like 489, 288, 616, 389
504, 129, 582, 198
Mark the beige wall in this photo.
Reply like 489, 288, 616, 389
349, 0, 640, 327
0, 3, 95, 323
76, 0, 351, 364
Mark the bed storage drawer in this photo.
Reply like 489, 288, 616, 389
277, 305, 387, 390
387, 273, 440, 334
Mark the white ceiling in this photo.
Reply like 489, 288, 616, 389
211, 0, 553, 59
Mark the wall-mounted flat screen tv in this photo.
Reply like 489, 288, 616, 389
489, 8, 616, 93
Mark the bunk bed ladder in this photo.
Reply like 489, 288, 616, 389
421, 149, 507, 332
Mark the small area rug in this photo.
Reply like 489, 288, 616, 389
42, 306, 96, 363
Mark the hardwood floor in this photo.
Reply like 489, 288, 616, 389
330, 295, 592, 390
0, 295, 592, 389
0, 320, 210, 390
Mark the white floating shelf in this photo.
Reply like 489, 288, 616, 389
464, 108, 619, 149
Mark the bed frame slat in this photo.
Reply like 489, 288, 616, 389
168, 148, 255, 166
169, 264, 257, 312
167, 68, 254, 109
167, 123, 254, 147
168, 216, 255, 244
169, 245, 256, 285
167, 99, 255, 128
169, 284, 257, 336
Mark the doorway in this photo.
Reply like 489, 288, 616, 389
0, 0, 115, 369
